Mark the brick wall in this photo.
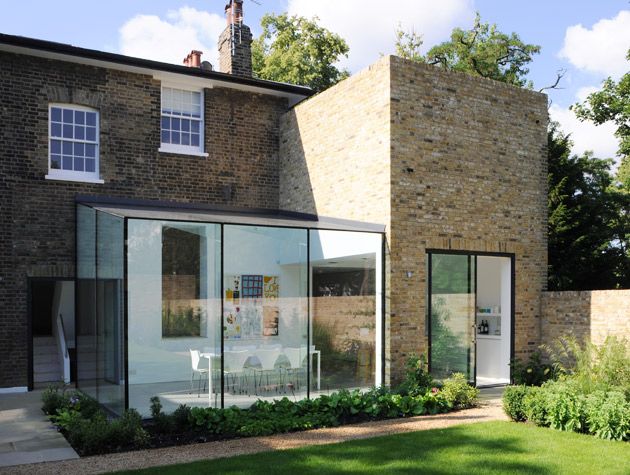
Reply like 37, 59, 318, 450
541, 290, 630, 346
0, 51, 287, 387
280, 56, 548, 383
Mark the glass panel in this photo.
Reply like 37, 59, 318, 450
309, 230, 382, 394
76, 205, 97, 400
223, 225, 308, 408
51, 107, 62, 122
128, 220, 221, 416
429, 253, 475, 382
96, 211, 125, 415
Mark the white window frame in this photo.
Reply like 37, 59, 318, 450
159, 84, 208, 157
45, 103, 103, 184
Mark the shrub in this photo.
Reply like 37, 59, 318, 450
502, 385, 529, 422
42, 385, 71, 415
511, 351, 554, 386
396, 354, 433, 396
440, 373, 479, 409
586, 391, 630, 441
543, 381, 587, 433
523, 386, 548, 426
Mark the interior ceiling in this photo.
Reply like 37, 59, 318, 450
311, 253, 376, 271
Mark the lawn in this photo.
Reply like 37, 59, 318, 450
117, 421, 630, 475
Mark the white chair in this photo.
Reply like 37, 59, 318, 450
189, 349, 208, 398
223, 350, 250, 394
254, 348, 282, 393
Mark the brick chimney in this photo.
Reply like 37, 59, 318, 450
218, 0, 252, 77
183, 50, 203, 68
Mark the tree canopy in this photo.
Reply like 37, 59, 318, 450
395, 13, 541, 88
251, 13, 350, 92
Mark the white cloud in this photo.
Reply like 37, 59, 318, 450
559, 10, 630, 78
119, 7, 224, 67
549, 103, 619, 160
287, 0, 475, 73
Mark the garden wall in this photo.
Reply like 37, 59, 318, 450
541, 290, 630, 346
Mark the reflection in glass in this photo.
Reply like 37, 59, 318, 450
223, 225, 308, 408
429, 253, 475, 382
127, 220, 221, 416
310, 230, 382, 393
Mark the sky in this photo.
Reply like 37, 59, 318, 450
1, 1, 628, 162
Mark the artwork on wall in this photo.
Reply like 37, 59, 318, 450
224, 274, 279, 339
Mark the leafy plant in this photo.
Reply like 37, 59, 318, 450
502, 385, 529, 422
543, 381, 587, 433
396, 354, 434, 396
523, 386, 549, 427
511, 351, 555, 386
440, 373, 479, 409
586, 391, 630, 441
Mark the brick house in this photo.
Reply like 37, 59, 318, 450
0, 1, 547, 415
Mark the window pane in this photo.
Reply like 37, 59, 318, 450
172, 118, 180, 130
85, 159, 95, 172
86, 112, 96, 126
310, 230, 383, 392
181, 133, 190, 146
171, 131, 180, 144
75, 110, 85, 125
86, 144, 96, 158
51, 140, 61, 154
63, 124, 73, 139
62, 156, 73, 170
62, 141, 73, 155
63, 109, 73, 123
191, 121, 199, 133
75, 142, 85, 157
51, 123, 62, 137
74, 156, 85, 171
161, 117, 170, 130
51, 107, 62, 122
161, 130, 170, 144
51, 154, 61, 169
223, 225, 308, 408
75, 126, 85, 140
182, 119, 190, 132
128, 220, 221, 416
86, 127, 96, 142
191, 134, 200, 147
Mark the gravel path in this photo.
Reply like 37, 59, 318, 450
1, 399, 506, 475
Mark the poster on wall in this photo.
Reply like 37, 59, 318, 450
263, 306, 279, 336
224, 274, 279, 339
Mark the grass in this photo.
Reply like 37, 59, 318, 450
116, 421, 630, 475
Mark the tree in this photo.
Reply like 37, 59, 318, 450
252, 13, 350, 92
395, 13, 540, 88
547, 123, 629, 290
572, 49, 630, 161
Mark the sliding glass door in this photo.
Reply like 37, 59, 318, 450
428, 253, 475, 382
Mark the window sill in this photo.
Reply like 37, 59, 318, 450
45, 174, 105, 184
158, 147, 209, 158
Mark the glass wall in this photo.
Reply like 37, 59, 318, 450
76, 205, 97, 399
127, 220, 221, 416
96, 211, 125, 414
223, 225, 308, 407
310, 230, 383, 393
80, 204, 384, 416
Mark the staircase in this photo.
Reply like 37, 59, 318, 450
33, 336, 62, 384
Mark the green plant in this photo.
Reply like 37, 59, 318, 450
511, 351, 555, 386
523, 386, 549, 426
502, 385, 529, 422
41, 385, 71, 415
586, 391, 630, 441
543, 381, 587, 433
396, 354, 433, 396
440, 373, 478, 409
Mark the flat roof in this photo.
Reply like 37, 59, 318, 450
0, 32, 313, 104
77, 197, 385, 234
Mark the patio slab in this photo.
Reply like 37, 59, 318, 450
0, 390, 78, 469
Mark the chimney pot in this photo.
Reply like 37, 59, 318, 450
183, 50, 203, 68
225, 0, 244, 25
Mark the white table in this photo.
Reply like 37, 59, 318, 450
200, 352, 219, 407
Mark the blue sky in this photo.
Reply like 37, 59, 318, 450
2, 1, 628, 160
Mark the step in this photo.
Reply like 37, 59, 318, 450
34, 363, 61, 373
34, 371, 62, 383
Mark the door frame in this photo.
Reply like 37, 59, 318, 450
27, 276, 76, 391
426, 249, 515, 387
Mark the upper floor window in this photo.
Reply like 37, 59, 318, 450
47, 104, 102, 183
160, 86, 206, 156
